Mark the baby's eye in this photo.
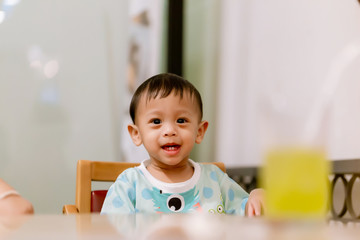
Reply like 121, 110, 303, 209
177, 118, 186, 124
151, 119, 161, 124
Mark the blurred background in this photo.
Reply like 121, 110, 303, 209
1, 0, 360, 213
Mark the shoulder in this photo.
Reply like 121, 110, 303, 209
199, 163, 227, 184
114, 166, 145, 184
199, 163, 241, 188
200, 163, 226, 176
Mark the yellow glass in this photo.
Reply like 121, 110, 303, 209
261, 146, 330, 219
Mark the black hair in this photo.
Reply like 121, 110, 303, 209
129, 73, 203, 124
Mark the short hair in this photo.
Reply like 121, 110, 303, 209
129, 73, 203, 124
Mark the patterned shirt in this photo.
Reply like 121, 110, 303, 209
101, 159, 249, 215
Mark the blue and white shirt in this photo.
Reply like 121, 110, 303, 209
101, 159, 249, 215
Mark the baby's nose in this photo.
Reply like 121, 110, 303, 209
163, 123, 177, 136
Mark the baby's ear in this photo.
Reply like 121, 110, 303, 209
128, 124, 143, 146
195, 120, 209, 144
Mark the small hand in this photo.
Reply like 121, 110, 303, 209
245, 188, 265, 217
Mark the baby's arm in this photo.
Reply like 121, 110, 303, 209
215, 166, 265, 216
245, 188, 265, 217
0, 179, 34, 215
100, 172, 137, 214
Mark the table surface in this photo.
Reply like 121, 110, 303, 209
1, 213, 360, 240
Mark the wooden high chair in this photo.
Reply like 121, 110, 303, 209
62, 160, 226, 214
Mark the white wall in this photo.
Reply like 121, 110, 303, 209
216, 0, 360, 167
0, 0, 129, 213
184, 0, 221, 163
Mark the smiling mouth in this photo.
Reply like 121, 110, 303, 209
162, 144, 181, 151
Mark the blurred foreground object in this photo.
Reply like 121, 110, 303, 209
258, 91, 331, 220
257, 55, 336, 219
262, 147, 330, 219
5, 213, 360, 240
0, 179, 34, 215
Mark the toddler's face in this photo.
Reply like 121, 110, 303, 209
129, 92, 207, 167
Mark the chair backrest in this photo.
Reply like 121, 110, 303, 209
66, 160, 226, 213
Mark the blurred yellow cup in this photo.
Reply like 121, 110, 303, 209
261, 146, 330, 220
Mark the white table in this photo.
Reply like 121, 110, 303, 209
1, 214, 360, 240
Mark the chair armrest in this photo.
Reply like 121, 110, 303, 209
63, 204, 79, 214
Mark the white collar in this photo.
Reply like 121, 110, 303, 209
138, 159, 201, 193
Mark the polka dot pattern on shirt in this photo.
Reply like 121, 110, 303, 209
228, 188, 234, 201
112, 196, 124, 208
203, 187, 213, 199
142, 188, 152, 200
128, 188, 136, 202
117, 174, 129, 183
210, 171, 218, 182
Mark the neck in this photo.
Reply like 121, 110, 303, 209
147, 161, 194, 183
